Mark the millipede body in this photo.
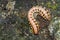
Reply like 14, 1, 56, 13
28, 6, 51, 34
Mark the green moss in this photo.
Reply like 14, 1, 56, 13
46, 2, 58, 10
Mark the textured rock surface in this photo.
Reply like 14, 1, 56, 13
0, 0, 60, 40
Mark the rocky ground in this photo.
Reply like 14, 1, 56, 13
0, 0, 60, 40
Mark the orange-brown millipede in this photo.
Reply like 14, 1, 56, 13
28, 6, 51, 34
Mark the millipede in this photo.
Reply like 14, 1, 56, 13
28, 6, 52, 34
